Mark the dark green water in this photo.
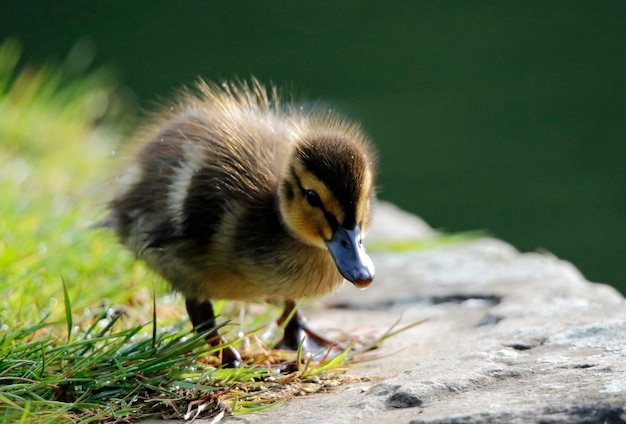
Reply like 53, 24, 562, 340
4, 2, 625, 292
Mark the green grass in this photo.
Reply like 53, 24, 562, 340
0, 38, 142, 327
0, 39, 468, 423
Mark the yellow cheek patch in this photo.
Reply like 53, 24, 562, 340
282, 207, 327, 248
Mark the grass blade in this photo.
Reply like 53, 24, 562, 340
61, 276, 72, 343
152, 285, 157, 348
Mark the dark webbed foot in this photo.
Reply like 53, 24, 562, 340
275, 300, 346, 359
185, 298, 242, 367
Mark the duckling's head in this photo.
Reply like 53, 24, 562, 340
278, 124, 376, 289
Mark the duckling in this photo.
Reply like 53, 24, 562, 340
104, 78, 376, 366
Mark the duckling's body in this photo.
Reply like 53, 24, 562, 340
106, 79, 375, 364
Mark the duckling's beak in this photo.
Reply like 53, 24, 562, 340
326, 224, 375, 289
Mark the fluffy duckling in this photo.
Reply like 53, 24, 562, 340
105, 79, 376, 366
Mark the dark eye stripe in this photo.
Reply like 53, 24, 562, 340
290, 166, 338, 234
324, 211, 338, 234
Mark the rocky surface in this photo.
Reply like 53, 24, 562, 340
191, 202, 626, 423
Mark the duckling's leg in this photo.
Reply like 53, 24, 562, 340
185, 298, 242, 367
275, 300, 345, 356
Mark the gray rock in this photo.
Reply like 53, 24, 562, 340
219, 204, 626, 423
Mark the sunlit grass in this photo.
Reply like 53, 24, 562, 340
0, 38, 142, 330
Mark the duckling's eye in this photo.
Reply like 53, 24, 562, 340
305, 189, 322, 208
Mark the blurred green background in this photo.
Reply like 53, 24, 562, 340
2, 2, 625, 293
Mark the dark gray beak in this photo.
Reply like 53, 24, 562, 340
326, 224, 375, 289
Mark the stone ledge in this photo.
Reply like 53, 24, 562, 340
226, 202, 626, 424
